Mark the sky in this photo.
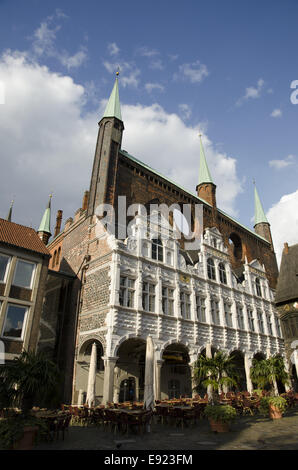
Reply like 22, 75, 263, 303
0, 0, 298, 264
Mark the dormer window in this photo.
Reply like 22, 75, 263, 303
207, 258, 216, 280
219, 262, 227, 284
255, 278, 262, 297
152, 238, 163, 262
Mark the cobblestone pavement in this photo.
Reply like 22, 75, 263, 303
34, 407, 298, 451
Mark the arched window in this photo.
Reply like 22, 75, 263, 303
207, 258, 216, 280
219, 262, 227, 284
152, 238, 163, 262
229, 233, 242, 260
255, 278, 262, 297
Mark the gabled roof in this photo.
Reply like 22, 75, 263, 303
0, 218, 50, 256
275, 243, 298, 304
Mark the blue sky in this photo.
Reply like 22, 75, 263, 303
0, 0, 298, 262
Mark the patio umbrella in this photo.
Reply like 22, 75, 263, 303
143, 336, 155, 432
86, 342, 97, 407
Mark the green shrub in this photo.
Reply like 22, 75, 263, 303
259, 396, 288, 416
203, 404, 237, 423
0, 416, 48, 449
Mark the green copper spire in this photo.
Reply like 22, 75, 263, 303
254, 183, 269, 225
198, 134, 213, 185
38, 194, 52, 234
102, 72, 122, 121
6, 199, 14, 222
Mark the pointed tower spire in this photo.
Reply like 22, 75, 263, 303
38, 194, 52, 244
6, 199, 14, 222
102, 70, 122, 121
198, 134, 213, 185
196, 133, 217, 210
253, 181, 273, 245
87, 72, 124, 217
254, 182, 268, 225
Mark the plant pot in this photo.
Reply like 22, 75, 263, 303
209, 419, 230, 432
269, 405, 283, 420
13, 426, 39, 450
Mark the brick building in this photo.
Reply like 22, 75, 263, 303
44, 76, 287, 404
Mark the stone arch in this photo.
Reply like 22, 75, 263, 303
78, 333, 106, 356
228, 232, 243, 260
229, 349, 247, 391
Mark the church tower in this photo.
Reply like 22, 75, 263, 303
87, 73, 124, 216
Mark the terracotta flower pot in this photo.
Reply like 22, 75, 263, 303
209, 419, 230, 432
13, 426, 39, 450
269, 405, 283, 420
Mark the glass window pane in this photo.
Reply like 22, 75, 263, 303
13, 260, 35, 288
0, 254, 9, 282
3, 304, 27, 338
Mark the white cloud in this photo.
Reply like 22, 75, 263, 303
103, 60, 140, 88
145, 82, 164, 93
137, 47, 159, 58
267, 190, 298, 265
269, 155, 295, 170
174, 60, 209, 84
121, 104, 242, 216
236, 78, 265, 106
270, 108, 282, 118
178, 104, 192, 120
31, 11, 87, 69
0, 50, 242, 234
107, 42, 120, 56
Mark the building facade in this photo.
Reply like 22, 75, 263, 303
0, 218, 50, 362
43, 76, 286, 404
275, 242, 298, 390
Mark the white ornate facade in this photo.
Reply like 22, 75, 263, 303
75, 213, 285, 404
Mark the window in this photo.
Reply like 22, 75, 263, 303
196, 296, 206, 322
168, 379, 180, 399
152, 238, 163, 262
211, 299, 220, 325
255, 278, 262, 297
212, 238, 217, 248
219, 263, 227, 284
257, 311, 264, 333
247, 309, 255, 332
13, 260, 35, 289
119, 276, 135, 308
166, 251, 172, 265
207, 258, 216, 280
2, 304, 28, 339
162, 286, 174, 316
224, 303, 233, 327
142, 282, 156, 312
236, 305, 245, 330
0, 254, 10, 282
180, 291, 191, 319
266, 314, 273, 335
275, 317, 281, 337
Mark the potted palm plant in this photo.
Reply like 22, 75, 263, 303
250, 356, 290, 396
204, 404, 237, 432
259, 396, 288, 419
0, 351, 60, 450
193, 351, 239, 403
